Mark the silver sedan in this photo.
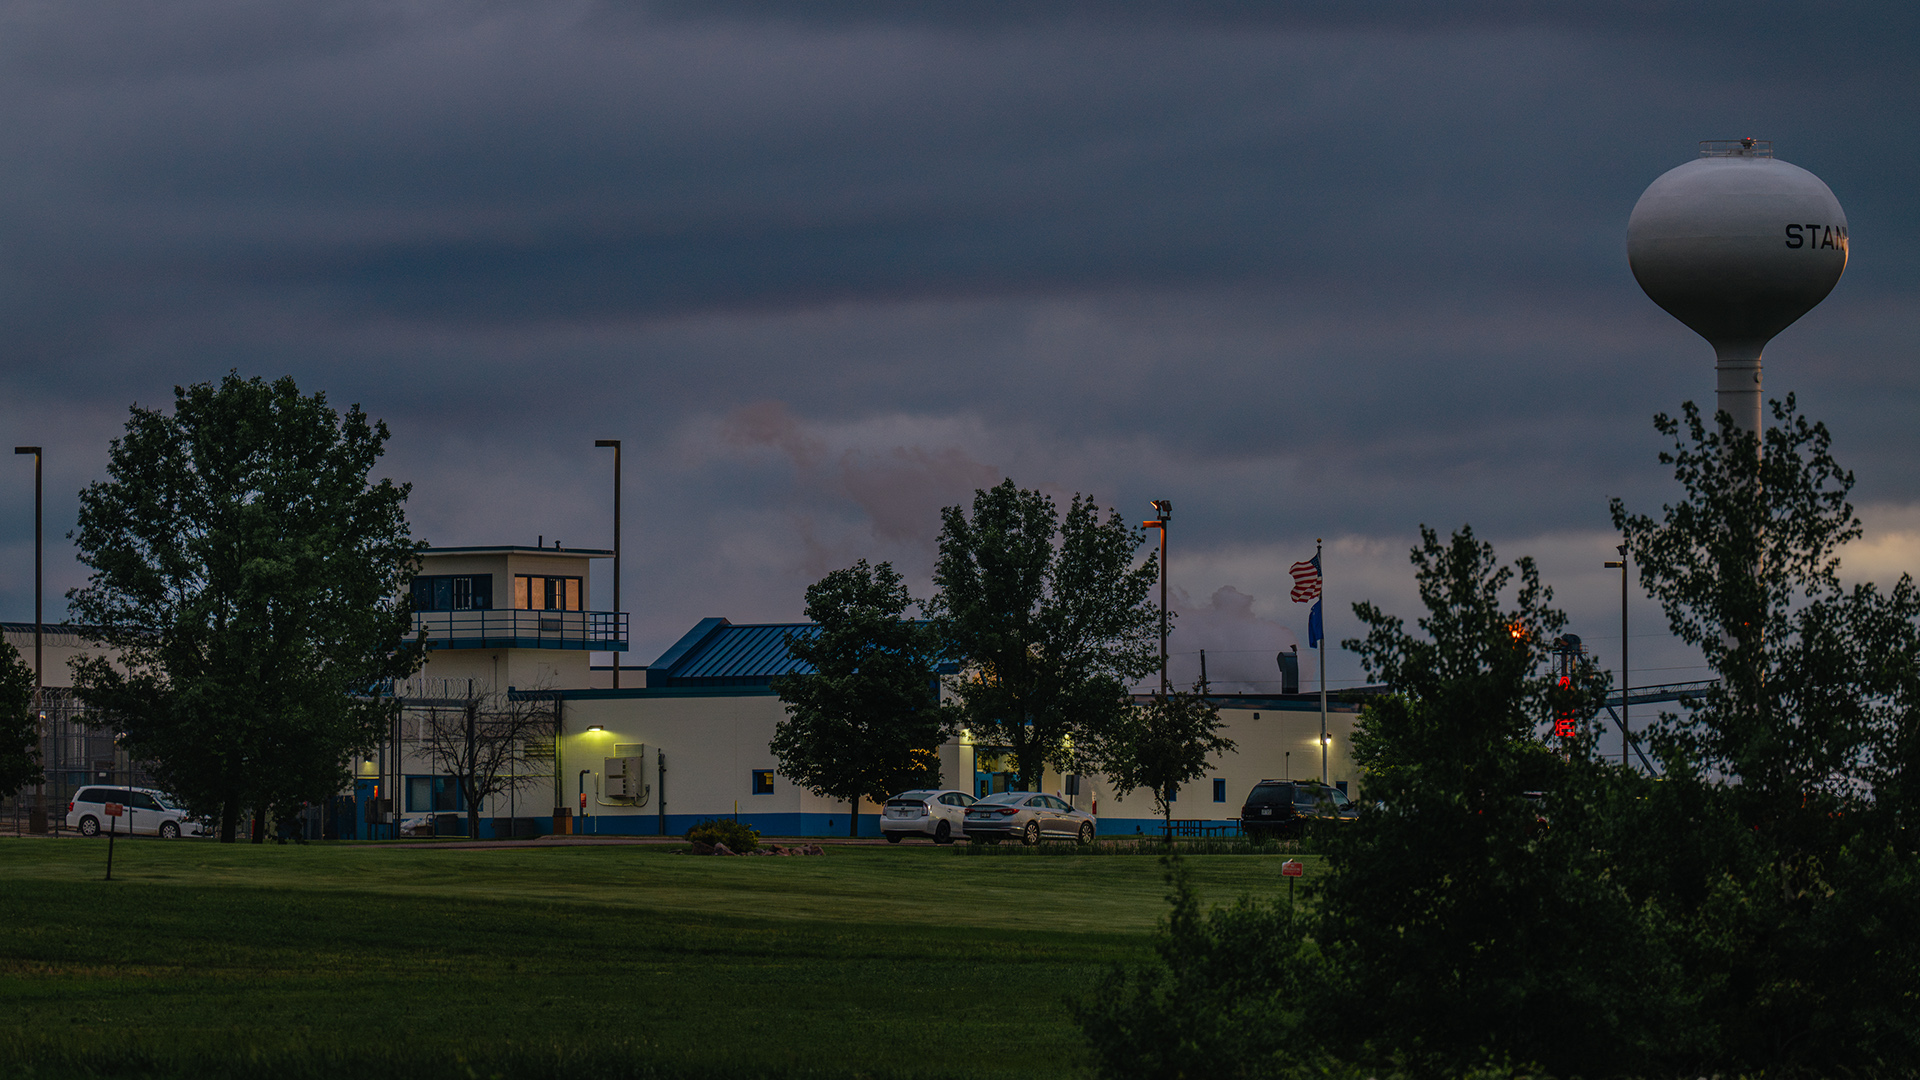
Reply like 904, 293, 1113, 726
962, 792, 1096, 845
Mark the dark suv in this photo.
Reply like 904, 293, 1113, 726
1239, 779, 1358, 839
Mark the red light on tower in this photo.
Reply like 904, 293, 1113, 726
1554, 674, 1577, 737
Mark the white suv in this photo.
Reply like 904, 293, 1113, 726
67, 786, 205, 839
880, 789, 976, 844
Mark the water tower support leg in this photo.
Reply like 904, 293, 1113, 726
1715, 356, 1763, 446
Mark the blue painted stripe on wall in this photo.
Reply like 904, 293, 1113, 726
339, 813, 1245, 841
553, 814, 1238, 839
570, 812, 876, 838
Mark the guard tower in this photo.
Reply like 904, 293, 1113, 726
405, 543, 626, 692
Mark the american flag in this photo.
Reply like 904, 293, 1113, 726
1290, 555, 1321, 603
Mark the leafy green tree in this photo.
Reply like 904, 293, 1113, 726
1319, 527, 1674, 1077
771, 559, 950, 837
1073, 856, 1311, 1080
1344, 525, 1592, 791
1077, 529, 1677, 1079
928, 480, 1159, 790
1612, 396, 1920, 843
1078, 403, 1920, 1080
0, 640, 41, 797
68, 373, 425, 843
1097, 681, 1234, 836
1608, 396, 1920, 1068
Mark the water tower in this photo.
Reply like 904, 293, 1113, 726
1627, 139, 1848, 444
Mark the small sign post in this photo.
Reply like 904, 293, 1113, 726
1281, 858, 1304, 917
103, 802, 123, 881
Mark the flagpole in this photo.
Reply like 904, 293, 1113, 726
1317, 538, 1327, 785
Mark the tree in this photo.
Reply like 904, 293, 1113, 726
1319, 527, 1670, 1075
927, 480, 1159, 790
69, 373, 426, 843
1344, 525, 1597, 793
1608, 396, 1920, 1066
1078, 404, 1920, 1079
1077, 528, 1674, 1079
1611, 396, 1920, 841
416, 684, 559, 840
1097, 681, 1234, 836
1073, 856, 1308, 1080
0, 640, 41, 798
771, 560, 950, 837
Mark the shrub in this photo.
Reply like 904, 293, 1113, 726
685, 818, 759, 852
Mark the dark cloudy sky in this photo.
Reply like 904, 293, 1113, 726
3, 2, 1916, 714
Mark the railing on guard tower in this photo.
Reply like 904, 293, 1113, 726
411, 609, 627, 652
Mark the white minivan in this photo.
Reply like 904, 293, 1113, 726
67, 786, 205, 839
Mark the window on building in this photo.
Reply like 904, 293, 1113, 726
514, 575, 582, 611
751, 769, 775, 795
410, 575, 493, 611
1213, 778, 1227, 803
406, 776, 465, 812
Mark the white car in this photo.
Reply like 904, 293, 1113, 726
67, 786, 205, 839
880, 789, 976, 844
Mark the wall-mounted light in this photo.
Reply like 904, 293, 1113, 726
586, 724, 605, 732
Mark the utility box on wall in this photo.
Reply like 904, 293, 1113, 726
605, 753, 645, 798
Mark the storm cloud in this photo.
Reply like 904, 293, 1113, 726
2, 1, 1916, 711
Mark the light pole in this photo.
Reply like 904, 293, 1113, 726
1316, 538, 1327, 785
13, 447, 43, 832
1604, 543, 1629, 767
1142, 501, 1171, 692
594, 440, 622, 689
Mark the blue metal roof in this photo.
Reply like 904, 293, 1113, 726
647, 619, 818, 689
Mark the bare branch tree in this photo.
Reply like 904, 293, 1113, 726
416, 684, 557, 839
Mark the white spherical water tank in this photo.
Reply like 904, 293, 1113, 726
1627, 139, 1848, 440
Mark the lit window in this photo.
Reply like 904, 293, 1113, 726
751, 770, 775, 795
515, 575, 583, 611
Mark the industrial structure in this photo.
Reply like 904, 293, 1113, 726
3, 540, 1359, 839
329, 540, 1363, 839
1, 622, 154, 833
1628, 138, 1849, 440
345, 578, 1362, 839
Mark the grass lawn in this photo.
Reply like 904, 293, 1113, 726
0, 838, 1313, 1079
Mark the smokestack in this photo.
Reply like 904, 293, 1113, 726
1277, 648, 1300, 695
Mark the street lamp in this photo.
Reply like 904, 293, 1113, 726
1604, 543, 1629, 767
1142, 501, 1171, 692
13, 447, 43, 832
594, 440, 622, 689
